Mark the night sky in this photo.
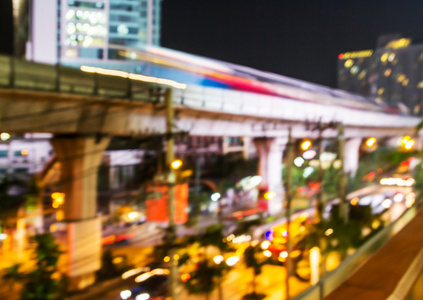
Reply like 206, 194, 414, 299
161, 0, 423, 88
2, 1, 423, 88
0, 1, 13, 56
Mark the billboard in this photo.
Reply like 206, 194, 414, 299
145, 183, 188, 224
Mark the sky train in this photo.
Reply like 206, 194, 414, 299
106, 44, 400, 115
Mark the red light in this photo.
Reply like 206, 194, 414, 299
243, 209, 258, 216
101, 235, 116, 245
338, 53, 344, 59
401, 161, 409, 167
116, 234, 125, 242
181, 273, 191, 282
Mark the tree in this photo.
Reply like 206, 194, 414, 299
96, 250, 119, 281
15, 233, 63, 300
183, 259, 226, 300
2, 263, 22, 292
0, 175, 27, 220
197, 224, 227, 253
294, 204, 385, 281
182, 224, 230, 300
243, 245, 266, 300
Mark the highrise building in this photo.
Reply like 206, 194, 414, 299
26, 0, 161, 66
337, 36, 423, 116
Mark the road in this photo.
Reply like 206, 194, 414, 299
93, 262, 310, 300
1, 179, 416, 300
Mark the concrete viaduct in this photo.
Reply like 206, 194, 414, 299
0, 53, 420, 288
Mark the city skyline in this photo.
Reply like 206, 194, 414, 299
161, 0, 423, 88
3, 1, 423, 89
0, 2, 422, 298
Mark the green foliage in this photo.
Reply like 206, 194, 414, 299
283, 164, 317, 195
244, 246, 262, 276
19, 233, 63, 300
0, 175, 27, 220
197, 224, 227, 251
181, 225, 232, 298
242, 292, 266, 300
149, 244, 168, 266
96, 250, 120, 281
322, 165, 341, 200
347, 147, 418, 193
233, 219, 263, 236
186, 192, 210, 227
379, 148, 416, 168
413, 163, 423, 199
243, 245, 269, 299
295, 205, 384, 259
183, 259, 227, 296
284, 160, 341, 200
177, 252, 190, 266
24, 175, 40, 211
212, 156, 258, 191
2, 263, 22, 291
25, 175, 39, 198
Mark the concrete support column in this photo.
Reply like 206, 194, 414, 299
254, 137, 286, 215
414, 137, 423, 151
386, 136, 401, 148
51, 135, 109, 290
242, 137, 254, 160
344, 138, 362, 177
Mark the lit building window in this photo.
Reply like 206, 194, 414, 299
117, 24, 129, 35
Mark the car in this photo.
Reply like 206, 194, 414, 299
132, 274, 168, 299
121, 272, 168, 300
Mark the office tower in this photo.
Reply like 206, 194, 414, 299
338, 36, 423, 116
26, 0, 161, 66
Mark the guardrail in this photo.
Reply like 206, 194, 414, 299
292, 205, 418, 300
0, 55, 419, 130
0, 55, 162, 102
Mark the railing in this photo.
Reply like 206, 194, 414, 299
292, 206, 418, 300
0, 55, 419, 130
0, 55, 159, 102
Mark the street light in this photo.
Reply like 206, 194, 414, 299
402, 136, 411, 145
264, 191, 276, 200
170, 159, 182, 170
365, 137, 376, 147
301, 140, 312, 151
405, 140, 414, 150
51, 192, 65, 208
211, 193, 221, 202
400, 136, 415, 150
0, 133, 10, 141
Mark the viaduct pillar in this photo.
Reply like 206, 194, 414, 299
254, 137, 286, 215
344, 138, 362, 177
51, 134, 109, 290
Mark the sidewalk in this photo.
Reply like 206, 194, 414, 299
325, 204, 423, 300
